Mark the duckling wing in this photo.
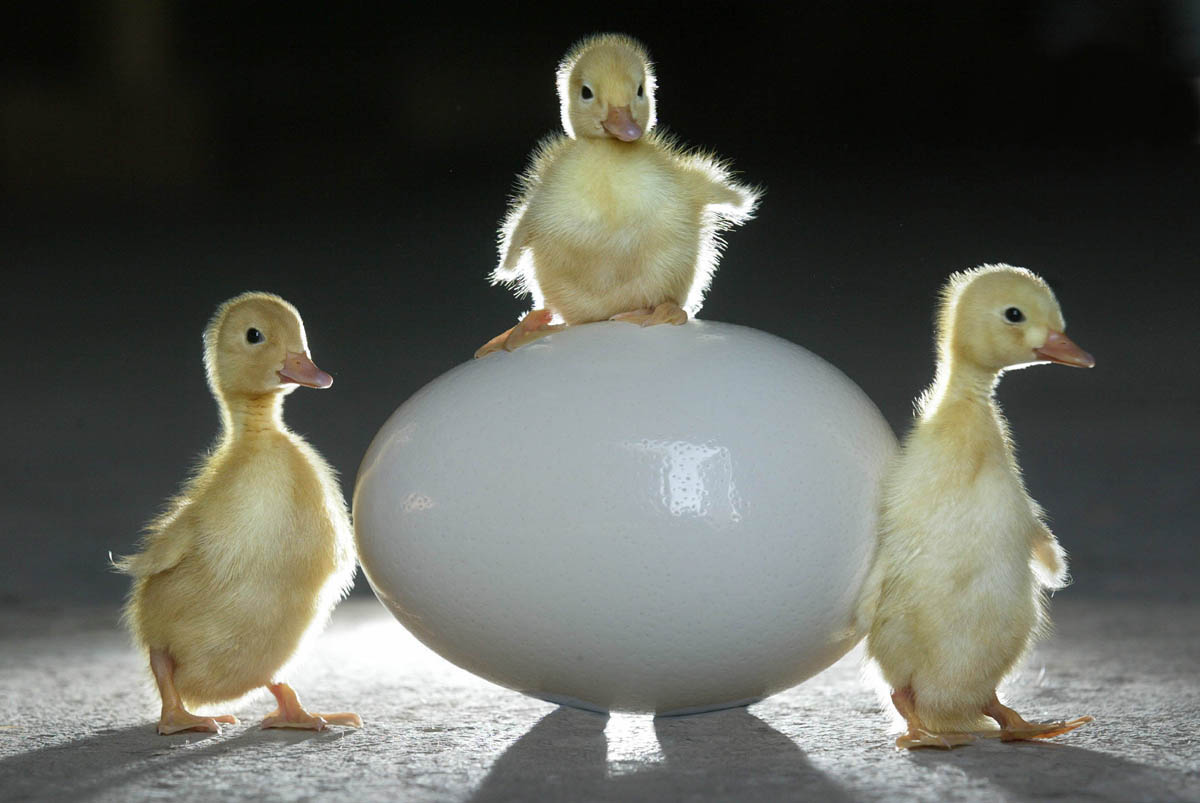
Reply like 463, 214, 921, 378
662, 137, 760, 222
695, 162, 759, 220
492, 135, 571, 286
113, 506, 195, 579
1031, 523, 1069, 589
493, 204, 532, 285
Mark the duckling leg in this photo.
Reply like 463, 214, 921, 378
149, 648, 238, 735
475, 309, 564, 358
980, 692, 1092, 742
609, 301, 688, 327
260, 682, 362, 730
891, 686, 976, 750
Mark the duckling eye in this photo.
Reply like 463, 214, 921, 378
245, 327, 264, 344
581, 84, 593, 100
637, 83, 644, 98
1004, 307, 1025, 323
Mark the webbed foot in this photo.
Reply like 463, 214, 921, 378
983, 693, 1092, 742
610, 301, 687, 327
261, 682, 362, 731
986, 716, 1093, 742
475, 309, 563, 358
158, 710, 238, 735
896, 728, 976, 750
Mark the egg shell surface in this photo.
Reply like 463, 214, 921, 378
354, 320, 895, 715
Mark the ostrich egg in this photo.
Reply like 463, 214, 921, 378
353, 321, 895, 715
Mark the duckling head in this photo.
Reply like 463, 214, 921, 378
938, 264, 1095, 375
203, 291, 332, 403
557, 33, 656, 142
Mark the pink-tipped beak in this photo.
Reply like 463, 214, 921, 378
279, 351, 333, 388
602, 106, 642, 142
1034, 330, 1095, 368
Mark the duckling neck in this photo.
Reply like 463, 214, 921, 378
219, 392, 286, 438
920, 361, 1001, 421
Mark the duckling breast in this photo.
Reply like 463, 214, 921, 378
539, 142, 691, 231
528, 143, 707, 322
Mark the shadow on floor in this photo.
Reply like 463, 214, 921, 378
0, 721, 353, 802
907, 737, 1198, 801
469, 706, 854, 803
470, 706, 1200, 803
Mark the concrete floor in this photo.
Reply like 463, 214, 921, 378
2, 595, 1197, 803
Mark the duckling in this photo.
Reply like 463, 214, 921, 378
857, 264, 1095, 749
475, 33, 760, 358
115, 292, 359, 735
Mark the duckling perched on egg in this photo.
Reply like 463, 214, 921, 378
476, 33, 761, 357
857, 264, 1095, 749
116, 292, 359, 734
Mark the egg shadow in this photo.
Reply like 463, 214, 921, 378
469, 705, 853, 803
907, 737, 1196, 801
0, 721, 355, 802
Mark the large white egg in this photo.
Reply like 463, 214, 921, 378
354, 321, 895, 715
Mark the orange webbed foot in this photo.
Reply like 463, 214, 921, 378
261, 682, 361, 731
988, 716, 1094, 742
610, 302, 688, 327
982, 693, 1092, 742
158, 710, 238, 735
895, 728, 976, 750
475, 309, 563, 358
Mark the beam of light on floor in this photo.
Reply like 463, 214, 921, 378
604, 713, 664, 776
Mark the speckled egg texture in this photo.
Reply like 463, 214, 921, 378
354, 321, 895, 714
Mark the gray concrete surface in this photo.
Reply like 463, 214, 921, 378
2, 595, 1197, 802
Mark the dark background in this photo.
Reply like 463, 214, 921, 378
3, 2, 1197, 607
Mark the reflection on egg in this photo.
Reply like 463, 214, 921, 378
354, 321, 895, 715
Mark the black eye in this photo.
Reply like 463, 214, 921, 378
246, 327, 264, 344
581, 85, 593, 100
1004, 307, 1025, 323
637, 83, 644, 98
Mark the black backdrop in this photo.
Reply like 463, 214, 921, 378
3, 2, 1197, 605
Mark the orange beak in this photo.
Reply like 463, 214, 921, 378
279, 351, 333, 388
602, 105, 642, 142
1034, 331, 1095, 368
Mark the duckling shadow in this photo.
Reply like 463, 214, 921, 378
908, 738, 1196, 801
0, 721, 354, 802
470, 706, 852, 803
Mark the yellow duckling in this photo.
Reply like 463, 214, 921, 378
858, 264, 1095, 749
476, 33, 760, 357
116, 292, 359, 735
